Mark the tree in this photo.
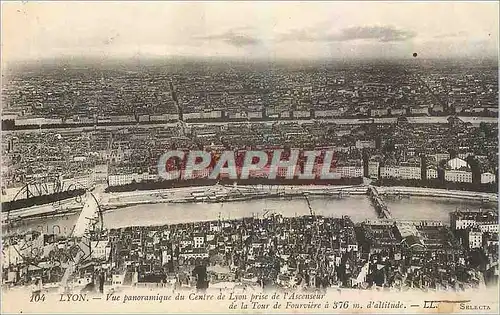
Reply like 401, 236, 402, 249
192, 264, 209, 290
479, 122, 493, 138
466, 155, 481, 184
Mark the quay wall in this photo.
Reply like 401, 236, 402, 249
377, 186, 498, 202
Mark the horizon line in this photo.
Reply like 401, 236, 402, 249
4, 54, 499, 68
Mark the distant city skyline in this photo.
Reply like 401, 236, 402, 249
1, 1, 499, 64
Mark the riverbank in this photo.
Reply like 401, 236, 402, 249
2, 185, 497, 224
102, 185, 497, 208
376, 186, 498, 202
102, 185, 368, 209
4, 115, 498, 132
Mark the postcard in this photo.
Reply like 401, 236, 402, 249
1, 1, 499, 314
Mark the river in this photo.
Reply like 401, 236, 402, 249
6, 195, 496, 237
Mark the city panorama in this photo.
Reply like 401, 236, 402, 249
1, 2, 498, 307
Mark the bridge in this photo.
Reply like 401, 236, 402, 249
367, 185, 392, 219
59, 191, 102, 291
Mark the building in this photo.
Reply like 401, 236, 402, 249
355, 140, 376, 149
432, 105, 444, 113
315, 109, 343, 118
91, 241, 111, 260
112, 273, 125, 286
162, 251, 172, 264
452, 217, 476, 230
468, 230, 483, 249
396, 222, 425, 251
410, 107, 429, 115
450, 211, 499, 231
193, 234, 205, 248
108, 173, 156, 186
280, 111, 291, 119
426, 167, 438, 179
445, 170, 473, 183
184, 112, 202, 120
179, 248, 209, 260
292, 111, 311, 119
229, 112, 248, 119
201, 110, 223, 120
481, 172, 496, 184
370, 108, 389, 117
478, 224, 499, 233
150, 114, 177, 122
380, 165, 421, 180
248, 111, 263, 119
398, 166, 421, 180
368, 161, 380, 179
2, 245, 24, 268
336, 166, 363, 178
402, 235, 425, 251
447, 158, 469, 170
380, 166, 399, 178
432, 153, 451, 164
390, 108, 406, 116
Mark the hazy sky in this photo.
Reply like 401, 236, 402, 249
2, 1, 499, 63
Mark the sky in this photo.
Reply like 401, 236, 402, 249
2, 1, 499, 63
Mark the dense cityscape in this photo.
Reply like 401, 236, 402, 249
2, 209, 498, 291
1, 58, 498, 294
1, 1, 499, 315
1, 60, 498, 195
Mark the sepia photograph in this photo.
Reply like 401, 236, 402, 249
1, 1, 499, 314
